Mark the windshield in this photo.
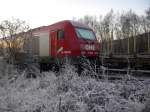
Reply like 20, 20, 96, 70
75, 28, 96, 40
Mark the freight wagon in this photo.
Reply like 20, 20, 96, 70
112, 33, 150, 55
101, 32, 150, 69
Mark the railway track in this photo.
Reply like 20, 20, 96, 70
89, 67, 150, 80
100, 68, 150, 74
15, 57, 150, 80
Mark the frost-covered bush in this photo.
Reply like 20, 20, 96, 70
0, 62, 149, 112
142, 98, 150, 112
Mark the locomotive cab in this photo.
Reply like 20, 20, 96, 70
75, 27, 100, 57
52, 20, 100, 58
68, 21, 100, 58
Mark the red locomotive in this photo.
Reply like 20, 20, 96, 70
23, 20, 100, 70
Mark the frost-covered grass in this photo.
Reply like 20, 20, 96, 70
0, 62, 150, 112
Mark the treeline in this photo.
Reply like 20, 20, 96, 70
78, 8, 150, 41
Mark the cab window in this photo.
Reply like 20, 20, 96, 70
75, 28, 96, 40
57, 30, 64, 40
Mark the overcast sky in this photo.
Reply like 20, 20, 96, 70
0, 0, 149, 28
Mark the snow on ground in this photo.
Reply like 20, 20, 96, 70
0, 62, 150, 112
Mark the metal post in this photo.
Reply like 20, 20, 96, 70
107, 38, 109, 56
128, 37, 130, 55
134, 36, 136, 55
111, 30, 114, 55
148, 32, 150, 55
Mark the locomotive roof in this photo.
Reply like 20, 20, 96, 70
69, 20, 90, 29
31, 20, 91, 33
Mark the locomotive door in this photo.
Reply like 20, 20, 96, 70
50, 31, 57, 57
57, 29, 64, 56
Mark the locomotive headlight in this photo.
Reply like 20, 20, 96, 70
84, 44, 95, 51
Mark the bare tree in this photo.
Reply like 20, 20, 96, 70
101, 9, 115, 55
0, 18, 30, 64
118, 10, 139, 54
0, 39, 4, 56
140, 16, 149, 33
145, 7, 150, 54
146, 7, 150, 21
129, 11, 140, 54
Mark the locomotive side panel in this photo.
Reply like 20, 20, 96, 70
38, 32, 50, 57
